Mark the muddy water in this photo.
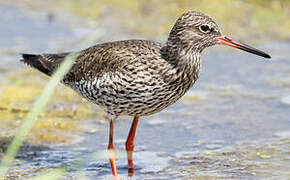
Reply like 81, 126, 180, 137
0, 4, 289, 180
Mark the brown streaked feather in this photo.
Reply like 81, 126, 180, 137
20, 11, 223, 118
22, 40, 163, 80
21, 53, 69, 75
63, 39, 163, 82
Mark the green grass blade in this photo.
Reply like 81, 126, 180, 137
0, 53, 77, 178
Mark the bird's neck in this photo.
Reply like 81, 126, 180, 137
161, 42, 202, 84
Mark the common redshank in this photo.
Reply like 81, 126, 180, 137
21, 11, 271, 177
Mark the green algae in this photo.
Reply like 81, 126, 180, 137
0, 52, 79, 178
0, 70, 105, 146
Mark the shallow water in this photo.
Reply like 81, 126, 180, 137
0, 4, 289, 180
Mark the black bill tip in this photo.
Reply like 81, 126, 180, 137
218, 36, 271, 59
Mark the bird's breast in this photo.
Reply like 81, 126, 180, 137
64, 60, 198, 117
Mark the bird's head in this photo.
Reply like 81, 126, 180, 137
167, 11, 271, 58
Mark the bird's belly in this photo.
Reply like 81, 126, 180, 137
65, 74, 188, 117
113, 86, 185, 116
96, 86, 185, 117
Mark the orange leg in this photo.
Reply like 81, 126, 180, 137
108, 120, 118, 177
125, 116, 139, 177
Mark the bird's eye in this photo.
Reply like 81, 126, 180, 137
199, 24, 211, 33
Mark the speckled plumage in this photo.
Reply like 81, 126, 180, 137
20, 11, 272, 177
65, 40, 198, 118
21, 11, 222, 120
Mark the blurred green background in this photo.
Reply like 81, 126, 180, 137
3, 0, 290, 41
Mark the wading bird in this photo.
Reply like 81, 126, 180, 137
21, 11, 271, 178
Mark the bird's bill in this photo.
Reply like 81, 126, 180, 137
218, 36, 271, 58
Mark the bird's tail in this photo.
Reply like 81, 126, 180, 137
21, 53, 69, 76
